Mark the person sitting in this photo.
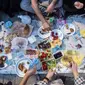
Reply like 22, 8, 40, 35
20, 0, 63, 31
63, 0, 85, 18
19, 62, 85, 85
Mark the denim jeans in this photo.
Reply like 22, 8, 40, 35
20, 0, 62, 13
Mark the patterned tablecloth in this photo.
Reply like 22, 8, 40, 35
0, 15, 85, 75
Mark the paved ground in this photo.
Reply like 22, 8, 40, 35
0, 74, 74, 85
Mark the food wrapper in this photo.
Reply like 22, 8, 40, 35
11, 37, 28, 50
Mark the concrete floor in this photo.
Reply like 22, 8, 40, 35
0, 74, 37, 85
0, 74, 74, 85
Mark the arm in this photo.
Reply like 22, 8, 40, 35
19, 67, 36, 85
46, 0, 57, 13
31, 0, 46, 24
31, 0, 51, 31
36, 70, 55, 85
71, 62, 85, 85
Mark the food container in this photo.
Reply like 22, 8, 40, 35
37, 40, 51, 51
38, 50, 57, 71
11, 37, 28, 50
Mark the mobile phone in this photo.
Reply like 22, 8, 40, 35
53, 52, 63, 59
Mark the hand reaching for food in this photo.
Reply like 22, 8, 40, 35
42, 22, 51, 32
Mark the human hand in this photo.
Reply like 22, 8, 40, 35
19, 67, 36, 85
42, 22, 51, 32
71, 62, 79, 79
74, 1, 84, 9
26, 66, 36, 77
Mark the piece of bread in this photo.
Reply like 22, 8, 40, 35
18, 63, 24, 71
23, 24, 30, 36
18, 63, 27, 73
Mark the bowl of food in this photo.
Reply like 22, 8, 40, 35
38, 26, 51, 39
16, 58, 32, 77
11, 21, 33, 38
61, 23, 75, 36
22, 24, 33, 38
49, 29, 63, 48
50, 29, 63, 40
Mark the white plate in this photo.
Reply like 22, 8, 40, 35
50, 29, 63, 40
61, 23, 75, 36
16, 57, 32, 77
38, 26, 51, 39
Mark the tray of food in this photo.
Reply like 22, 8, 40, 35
38, 50, 57, 71
25, 49, 39, 59
38, 40, 51, 51
41, 59, 57, 71
39, 51, 52, 61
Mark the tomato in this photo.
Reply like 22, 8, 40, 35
42, 62, 48, 70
